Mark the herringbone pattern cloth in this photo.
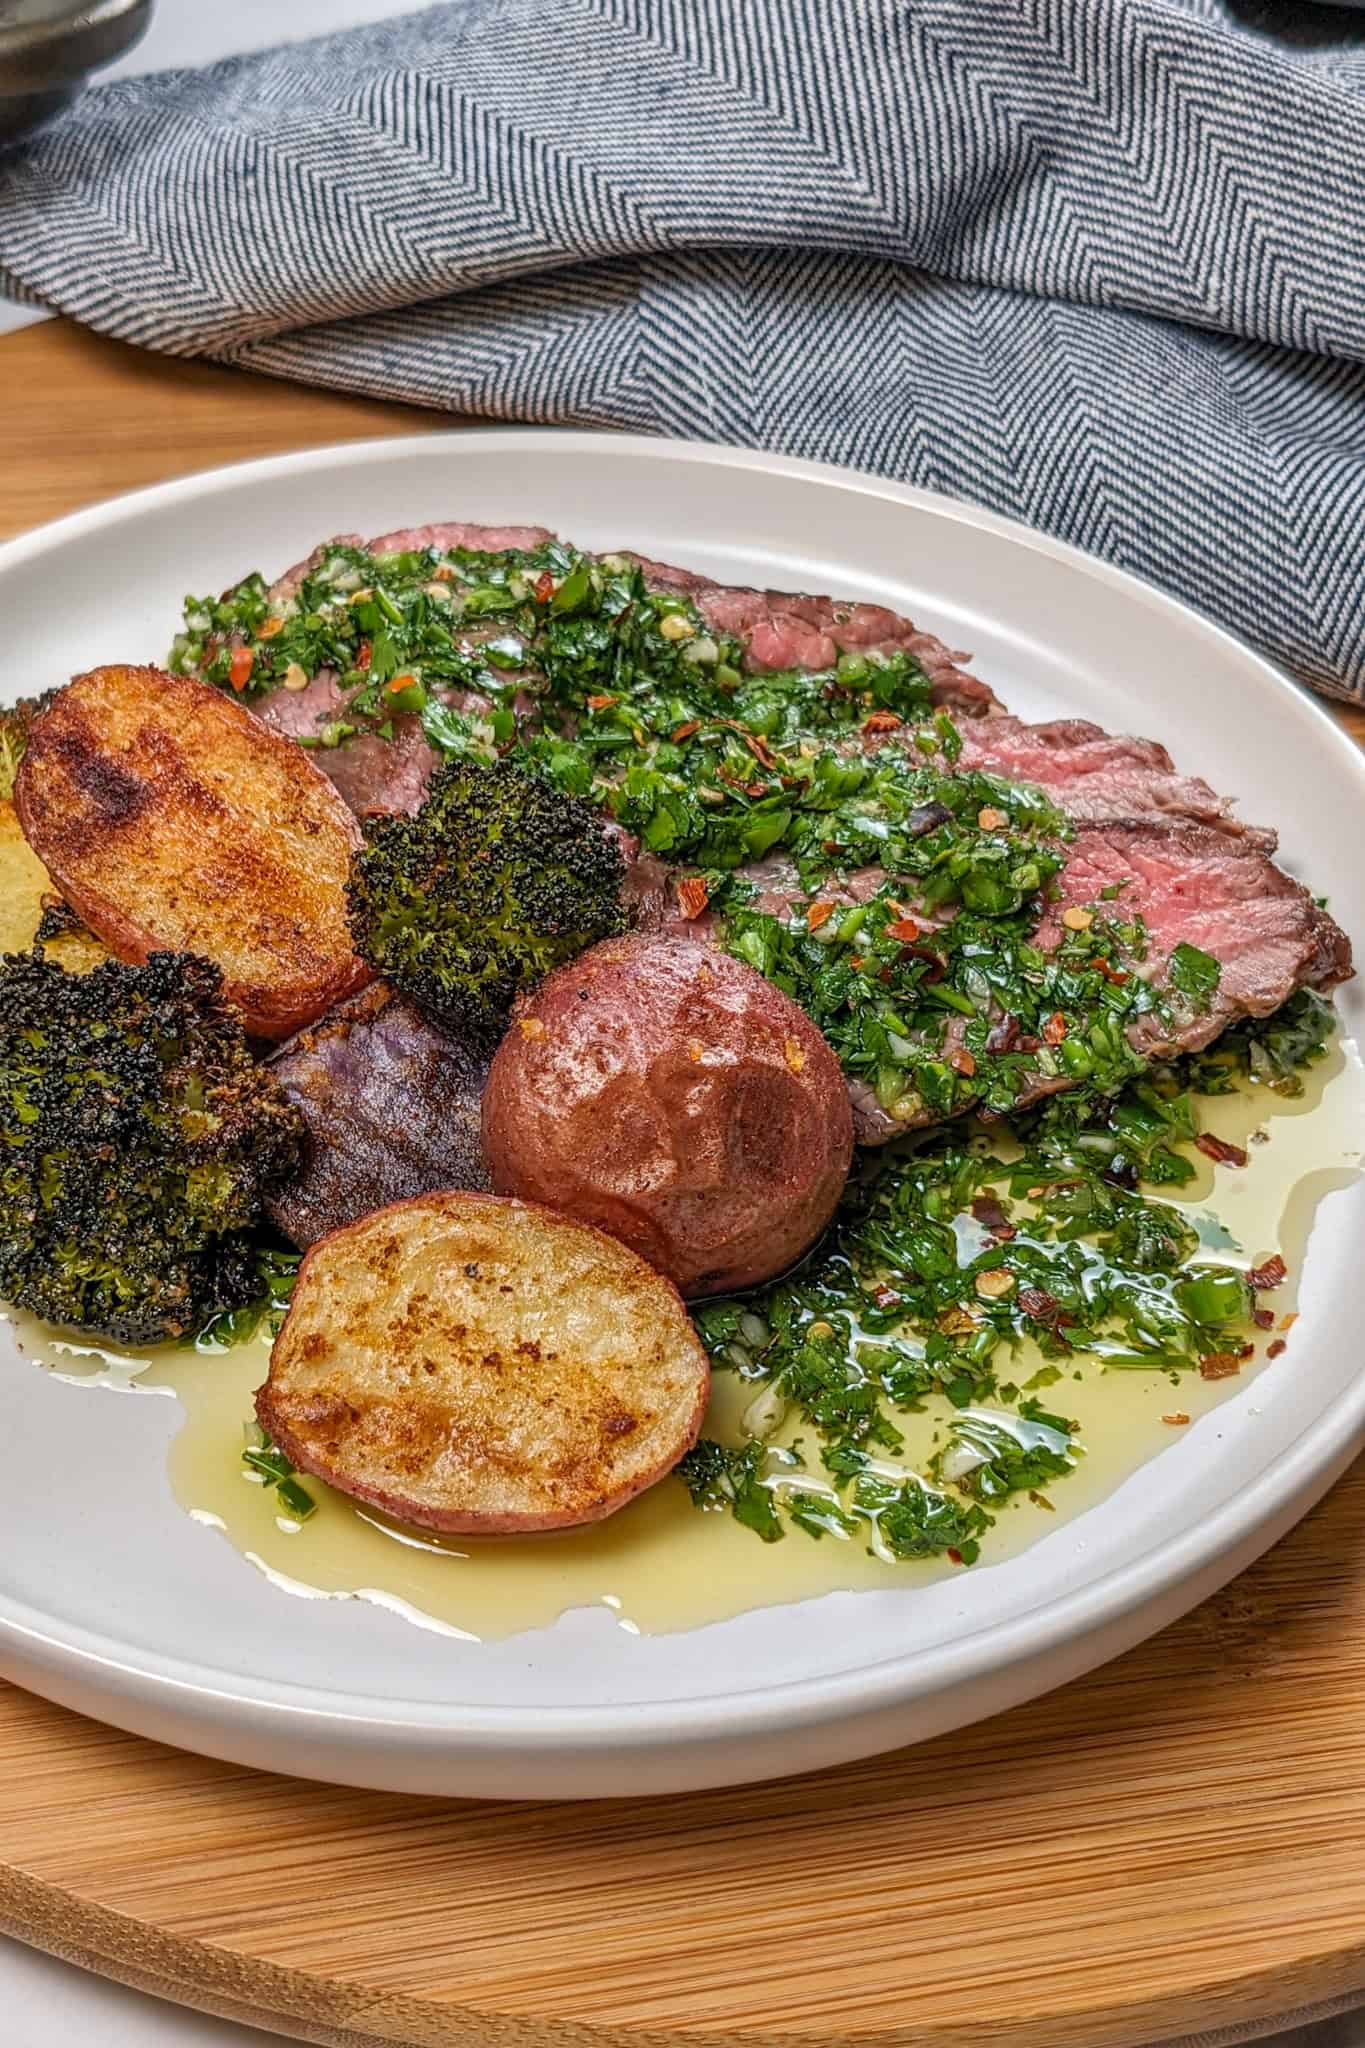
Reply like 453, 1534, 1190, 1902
1, 1, 1362, 694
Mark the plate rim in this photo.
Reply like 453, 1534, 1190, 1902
3, 425, 1363, 1754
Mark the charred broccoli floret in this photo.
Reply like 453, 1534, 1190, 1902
347, 756, 626, 1049
0, 950, 304, 1344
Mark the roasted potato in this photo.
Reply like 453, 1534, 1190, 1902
257, 1191, 710, 1534
0, 799, 108, 972
482, 934, 853, 1297
15, 666, 370, 1039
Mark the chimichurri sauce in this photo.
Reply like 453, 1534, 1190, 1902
174, 541, 1336, 1565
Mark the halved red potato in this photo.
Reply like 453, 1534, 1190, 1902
15, 665, 370, 1038
256, 1191, 710, 1535
483, 935, 853, 1297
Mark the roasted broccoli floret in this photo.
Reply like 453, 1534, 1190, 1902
0, 950, 304, 1344
346, 756, 627, 1049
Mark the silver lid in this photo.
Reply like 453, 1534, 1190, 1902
0, 0, 152, 142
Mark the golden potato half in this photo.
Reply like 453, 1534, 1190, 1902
257, 1192, 711, 1534
0, 799, 108, 971
15, 665, 370, 1038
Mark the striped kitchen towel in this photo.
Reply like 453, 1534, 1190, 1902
1, 0, 1363, 697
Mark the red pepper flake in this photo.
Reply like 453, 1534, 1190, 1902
743, 731, 779, 772
586, 692, 617, 712
1199, 1353, 1243, 1380
1162, 1412, 1191, 1426
1018, 1286, 1059, 1320
982, 1013, 1018, 1055
355, 639, 372, 671
886, 917, 921, 943
946, 1547, 965, 1566
849, 955, 865, 971
862, 710, 903, 734
671, 720, 701, 742
1248, 1254, 1287, 1292
871, 1284, 902, 1310
674, 876, 709, 921
533, 571, 555, 603
970, 1194, 1015, 1241
227, 645, 254, 693
1267, 1338, 1287, 1359
1252, 1307, 1275, 1330
1196, 1133, 1249, 1169
1097, 960, 1130, 985
1042, 1011, 1067, 1046
716, 767, 767, 798
949, 1048, 977, 1078
387, 672, 417, 695
806, 900, 835, 931
902, 942, 945, 981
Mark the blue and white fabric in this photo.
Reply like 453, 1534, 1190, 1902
1, 0, 1363, 696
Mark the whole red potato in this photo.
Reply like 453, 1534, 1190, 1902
482, 934, 852, 1298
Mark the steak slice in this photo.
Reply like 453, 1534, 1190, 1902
622, 551, 997, 715
256, 670, 444, 820
624, 713, 1353, 1141
266, 981, 490, 1248
366, 521, 556, 557
249, 529, 999, 818
1037, 819, 1352, 1057
954, 716, 1276, 847
838, 805, 1351, 1145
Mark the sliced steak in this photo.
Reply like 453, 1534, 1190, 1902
256, 669, 443, 820
954, 716, 1276, 847
266, 524, 553, 608
1038, 819, 1352, 1056
248, 529, 1000, 820
367, 521, 556, 556
266, 982, 490, 1248
841, 810, 1351, 1145
624, 551, 997, 714
619, 735, 1352, 1143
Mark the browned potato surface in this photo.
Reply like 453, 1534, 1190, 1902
15, 665, 370, 1038
257, 1191, 710, 1534
0, 800, 108, 972
482, 934, 853, 1297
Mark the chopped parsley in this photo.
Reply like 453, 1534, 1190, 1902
175, 538, 1205, 1128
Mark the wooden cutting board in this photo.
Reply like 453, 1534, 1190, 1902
4, 318, 1365, 2048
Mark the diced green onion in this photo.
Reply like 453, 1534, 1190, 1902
276, 1476, 318, 1522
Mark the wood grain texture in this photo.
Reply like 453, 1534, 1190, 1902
3, 318, 1364, 2048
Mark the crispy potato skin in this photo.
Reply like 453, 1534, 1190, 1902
482, 934, 853, 1297
15, 666, 370, 1038
257, 1191, 710, 1534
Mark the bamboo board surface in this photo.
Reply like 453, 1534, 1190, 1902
3, 318, 1365, 2048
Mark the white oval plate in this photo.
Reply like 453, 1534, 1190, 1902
2, 430, 1362, 1799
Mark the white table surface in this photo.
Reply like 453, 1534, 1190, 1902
4, 4, 1365, 2043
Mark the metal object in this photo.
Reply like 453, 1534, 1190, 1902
0, 0, 152, 144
